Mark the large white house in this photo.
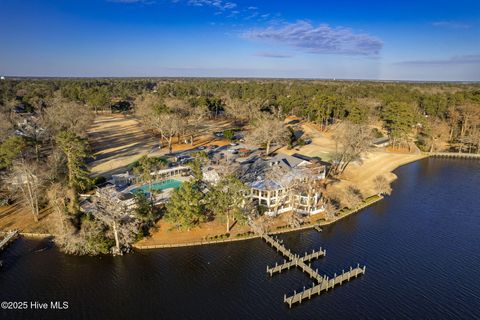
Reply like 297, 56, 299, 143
239, 153, 328, 216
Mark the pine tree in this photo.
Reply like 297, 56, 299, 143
165, 182, 205, 230
205, 175, 247, 233
56, 130, 92, 213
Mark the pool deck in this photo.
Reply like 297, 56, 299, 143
122, 177, 188, 194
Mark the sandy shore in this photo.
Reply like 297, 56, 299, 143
0, 201, 55, 233
339, 151, 427, 197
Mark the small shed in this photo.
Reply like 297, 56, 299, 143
372, 137, 390, 148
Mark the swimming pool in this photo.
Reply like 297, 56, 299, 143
130, 179, 183, 194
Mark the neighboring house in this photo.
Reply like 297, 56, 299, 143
372, 137, 390, 148
111, 172, 134, 188
14, 117, 45, 139
239, 153, 327, 216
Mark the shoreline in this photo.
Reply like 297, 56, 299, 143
134, 195, 384, 250
135, 151, 427, 250
0, 231, 53, 238
3, 153, 446, 250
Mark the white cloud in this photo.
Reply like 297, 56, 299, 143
244, 21, 383, 55
395, 54, 480, 65
188, 0, 236, 11
432, 21, 471, 29
255, 52, 292, 58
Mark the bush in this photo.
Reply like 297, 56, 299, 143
371, 128, 384, 139
223, 130, 235, 141
207, 233, 231, 240
235, 231, 254, 238
93, 176, 107, 186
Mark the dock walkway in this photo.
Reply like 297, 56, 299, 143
261, 233, 365, 308
283, 264, 366, 308
0, 230, 19, 252
428, 152, 480, 159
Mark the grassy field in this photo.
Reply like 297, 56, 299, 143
0, 201, 54, 234
88, 115, 236, 177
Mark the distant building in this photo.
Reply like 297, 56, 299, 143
0, 76, 5, 80
372, 137, 390, 148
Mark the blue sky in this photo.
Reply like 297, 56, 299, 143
0, 0, 479, 80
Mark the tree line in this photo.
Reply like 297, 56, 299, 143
0, 78, 478, 254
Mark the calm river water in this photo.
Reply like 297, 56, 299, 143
1, 158, 479, 320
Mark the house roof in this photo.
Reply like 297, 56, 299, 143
291, 153, 331, 167
372, 137, 390, 145
269, 153, 307, 169
239, 153, 314, 190
291, 153, 314, 162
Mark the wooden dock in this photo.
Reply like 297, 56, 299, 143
0, 230, 19, 252
261, 234, 366, 308
283, 264, 366, 308
314, 225, 323, 233
266, 249, 326, 279
428, 152, 480, 159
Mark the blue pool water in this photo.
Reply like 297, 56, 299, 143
130, 179, 182, 194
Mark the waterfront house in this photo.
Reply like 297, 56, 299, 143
239, 153, 327, 216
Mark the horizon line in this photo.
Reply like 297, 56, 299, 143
2, 75, 479, 84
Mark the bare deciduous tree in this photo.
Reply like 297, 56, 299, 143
246, 115, 290, 155
342, 185, 364, 210
372, 175, 392, 196
424, 118, 450, 152
152, 113, 185, 154
47, 183, 74, 242
224, 97, 262, 122
89, 187, 140, 255
9, 160, 44, 222
249, 215, 273, 235
331, 121, 373, 176
44, 95, 94, 138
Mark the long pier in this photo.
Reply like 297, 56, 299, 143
428, 152, 480, 159
0, 230, 19, 252
261, 234, 365, 307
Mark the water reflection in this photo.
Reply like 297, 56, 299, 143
0, 158, 479, 320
